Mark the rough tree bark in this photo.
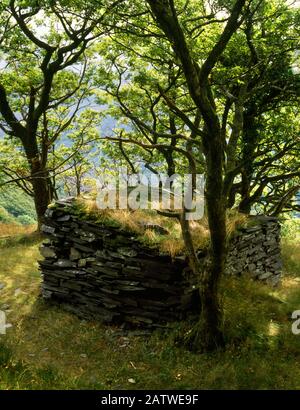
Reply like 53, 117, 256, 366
24, 144, 52, 229
238, 107, 258, 214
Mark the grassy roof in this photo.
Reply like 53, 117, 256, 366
63, 197, 248, 258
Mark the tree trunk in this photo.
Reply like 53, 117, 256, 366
144, 0, 244, 351
192, 141, 226, 351
30, 160, 52, 229
180, 170, 226, 352
21, 131, 53, 229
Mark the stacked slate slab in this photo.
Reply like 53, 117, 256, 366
39, 198, 282, 328
225, 216, 282, 286
39, 198, 199, 328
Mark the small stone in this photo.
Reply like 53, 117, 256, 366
55, 197, 75, 205
81, 233, 96, 243
44, 209, 54, 218
70, 247, 81, 261
78, 259, 87, 268
1, 304, 10, 310
128, 378, 136, 384
54, 259, 77, 268
258, 271, 273, 280
42, 290, 52, 299
247, 263, 256, 272
39, 245, 57, 259
57, 215, 71, 222
41, 224, 56, 234
117, 247, 137, 257
85, 257, 96, 263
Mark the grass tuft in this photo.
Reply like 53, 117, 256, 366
69, 198, 247, 256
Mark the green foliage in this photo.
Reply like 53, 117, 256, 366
281, 218, 300, 241
16, 214, 36, 225
0, 205, 17, 224
0, 187, 36, 224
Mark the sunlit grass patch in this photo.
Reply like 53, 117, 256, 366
0, 231, 299, 389
282, 240, 300, 278
0, 223, 37, 238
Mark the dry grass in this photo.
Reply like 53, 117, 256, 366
226, 210, 248, 239
0, 223, 37, 238
73, 198, 246, 256
159, 236, 186, 258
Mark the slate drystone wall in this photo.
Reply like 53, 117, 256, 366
225, 216, 282, 286
39, 199, 199, 328
39, 198, 282, 328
